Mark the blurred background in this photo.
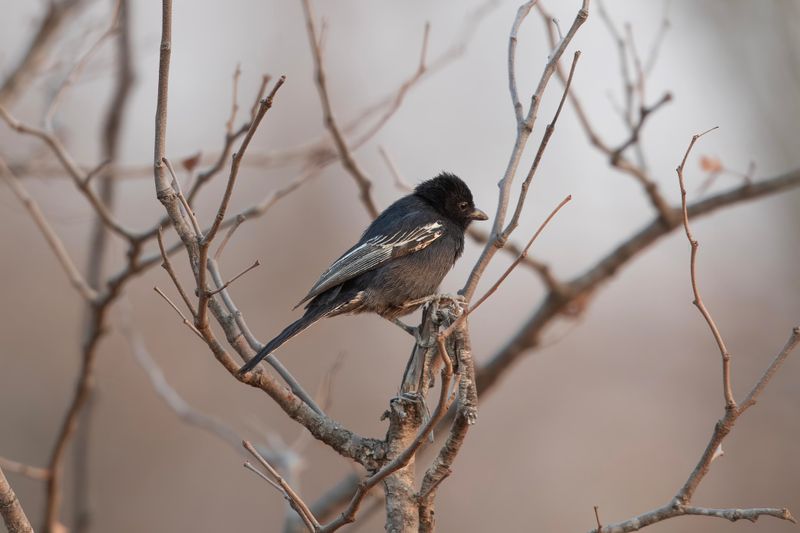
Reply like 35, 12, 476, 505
1, 0, 798, 531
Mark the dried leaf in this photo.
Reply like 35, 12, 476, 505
182, 151, 202, 172
699, 155, 723, 173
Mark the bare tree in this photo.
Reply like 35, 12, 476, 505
0, 1, 798, 532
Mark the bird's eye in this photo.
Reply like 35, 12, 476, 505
458, 201, 469, 210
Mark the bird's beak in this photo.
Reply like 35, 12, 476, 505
469, 208, 489, 221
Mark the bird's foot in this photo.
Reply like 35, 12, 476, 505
402, 292, 465, 311
391, 319, 434, 348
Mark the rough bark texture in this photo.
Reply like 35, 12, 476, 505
0, 468, 33, 533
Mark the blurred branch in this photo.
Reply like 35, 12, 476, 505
44, 0, 123, 129
538, 3, 675, 224
122, 318, 243, 452
0, 0, 87, 107
0, 105, 135, 240
0, 458, 48, 482
0, 467, 33, 533
0, 155, 98, 301
300, 0, 379, 219
476, 167, 800, 395
72, 2, 135, 529
7, 0, 500, 185
244, 441, 320, 532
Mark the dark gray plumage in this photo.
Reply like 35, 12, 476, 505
238, 172, 487, 375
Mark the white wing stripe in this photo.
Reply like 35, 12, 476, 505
300, 221, 444, 304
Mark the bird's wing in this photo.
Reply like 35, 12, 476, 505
295, 220, 445, 307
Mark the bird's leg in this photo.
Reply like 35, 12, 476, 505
389, 318, 436, 348
391, 317, 418, 337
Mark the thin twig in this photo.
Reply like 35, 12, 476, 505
503, 51, 580, 241
0, 458, 49, 482
156, 227, 196, 316
205, 258, 326, 416
476, 167, 800, 405
44, 0, 123, 129
542, 2, 674, 223
202, 76, 286, 247
214, 214, 246, 259
444, 195, 571, 340
122, 314, 247, 452
207, 259, 260, 295
0, 0, 87, 107
0, 105, 134, 240
244, 440, 320, 531
462, 0, 589, 300
153, 287, 204, 340
739, 327, 800, 413
0, 155, 98, 301
300, 0, 379, 219
378, 146, 413, 192
163, 157, 202, 237
226, 63, 242, 135
675, 127, 734, 408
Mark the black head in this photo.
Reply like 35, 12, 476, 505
414, 172, 488, 229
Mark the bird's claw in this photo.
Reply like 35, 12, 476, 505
392, 319, 436, 348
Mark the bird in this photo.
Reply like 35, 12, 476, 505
238, 172, 488, 375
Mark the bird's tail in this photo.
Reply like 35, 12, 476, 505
237, 307, 326, 375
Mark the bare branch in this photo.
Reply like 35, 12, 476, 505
462, 0, 589, 300
215, 214, 246, 259
0, 105, 135, 240
675, 127, 734, 408
226, 63, 242, 135
123, 318, 242, 450
207, 259, 260, 296
503, 51, 580, 241
205, 257, 325, 416
0, 0, 87, 107
162, 157, 202, 237
444, 195, 572, 339
203, 76, 286, 246
157, 227, 196, 317
739, 326, 800, 413
244, 441, 320, 532
0, 155, 97, 301
378, 146, 412, 192
643, 1, 671, 76
591, 502, 795, 532
44, 0, 123, 129
539, 4, 674, 224
0, 467, 33, 533
674, 327, 800, 509
0, 458, 48, 482
508, 1, 537, 125
477, 167, 800, 399
153, 287, 204, 340
300, 0, 379, 219
318, 336, 455, 532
